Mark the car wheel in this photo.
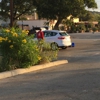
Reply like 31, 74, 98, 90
61, 46, 67, 49
51, 43, 58, 50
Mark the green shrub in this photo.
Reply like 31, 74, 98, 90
0, 28, 58, 72
40, 41, 58, 64
59, 25, 65, 31
77, 23, 86, 32
70, 24, 77, 33
92, 27, 98, 32
0, 28, 40, 71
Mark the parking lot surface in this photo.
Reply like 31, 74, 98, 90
0, 32, 100, 100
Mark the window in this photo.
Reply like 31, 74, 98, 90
59, 32, 69, 36
50, 32, 57, 36
44, 31, 51, 37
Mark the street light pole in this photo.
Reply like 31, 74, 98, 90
10, 0, 13, 27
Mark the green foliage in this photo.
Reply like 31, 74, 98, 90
97, 26, 100, 32
85, 22, 95, 32
87, 23, 94, 28
0, 0, 35, 25
0, 0, 98, 28
62, 19, 74, 27
69, 23, 86, 33
70, 24, 77, 33
36, 40, 58, 64
77, 23, 86, 32
79, 11, 96, 21
92, 27, 98, 32
84, 0, 97, 8
0, 28, 40, 71
0, 28, 58, 72
39, 50, 58, 64
33, 0, 97, 29
59, 26, 65, 31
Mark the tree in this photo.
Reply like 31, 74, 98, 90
33, 0, 97, 29
0, 0, 35, 26
78, 11, 96, 21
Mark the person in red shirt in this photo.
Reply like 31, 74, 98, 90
36, 29, 44, 51
37, 29, 44, 40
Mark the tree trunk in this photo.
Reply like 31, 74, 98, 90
10, 19, 18, 27
53, 18, 62, 30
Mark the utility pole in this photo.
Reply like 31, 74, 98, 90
10, 0, 13, 27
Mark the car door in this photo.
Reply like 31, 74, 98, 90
44, 31, 51, 43
44, 31, 57, 43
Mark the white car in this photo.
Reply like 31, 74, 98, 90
34, 30, 72, 50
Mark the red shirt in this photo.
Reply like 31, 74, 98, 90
37, 30, 44, 39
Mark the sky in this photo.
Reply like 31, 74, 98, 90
95, 0, 100, 11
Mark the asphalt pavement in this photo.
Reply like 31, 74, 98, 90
0, 32, 100, 100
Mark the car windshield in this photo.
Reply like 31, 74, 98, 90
59, 32, 69, 36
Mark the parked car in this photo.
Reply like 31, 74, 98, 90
34, 30, 72, 50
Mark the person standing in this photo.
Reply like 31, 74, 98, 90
36, 29, 44, 51
37, 29, 44, 40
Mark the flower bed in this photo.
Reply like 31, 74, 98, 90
0, 28, 58, 72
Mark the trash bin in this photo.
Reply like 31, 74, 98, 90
72, 42, 75, 47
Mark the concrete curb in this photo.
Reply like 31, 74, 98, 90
0, 60, 68, 80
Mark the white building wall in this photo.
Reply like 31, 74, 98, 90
0, 19, 10, 27
17, 20, 49, 30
